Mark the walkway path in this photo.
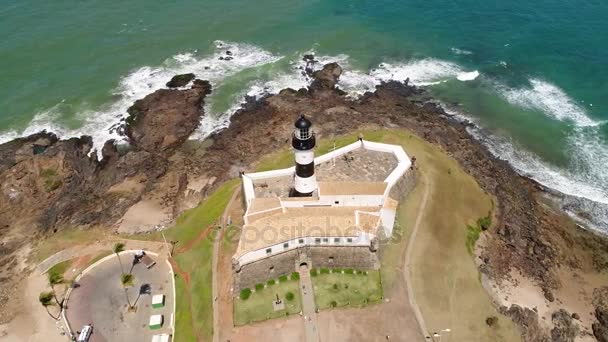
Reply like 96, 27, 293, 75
212, 187, 241, 342
37, 239, 170, 274
299, 265, 321, 342
403, 174, 432, 339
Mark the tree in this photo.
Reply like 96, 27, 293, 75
39, 292, 60, 320
112, 242, 126, 274
121, 273, 135, 310
47, 271, 64, 309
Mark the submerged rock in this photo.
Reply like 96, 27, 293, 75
166, 73, 195, 88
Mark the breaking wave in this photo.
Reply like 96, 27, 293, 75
499, 78, 597, 127
0, 41, 282, 153
0, 41, 605, 230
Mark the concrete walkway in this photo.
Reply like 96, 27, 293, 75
37, 239, 170, 275
299, 265, 320, 342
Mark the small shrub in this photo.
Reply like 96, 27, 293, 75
267, 279, 276, 286
333, 268, 342, 273
285, 292, 295, 301
310, 268, 318, 277
332, 283, 339, 290
278, 275, 288, 282
345, 268, 354, 274
320, 268, 330, 274
478, 216, 492, 231
290, 272, 300, 280
40, 168, 62, 192
330, 300, 337, 308
240, 288, 252, 300
255, 283, 264, 291
466, 224, 482, 255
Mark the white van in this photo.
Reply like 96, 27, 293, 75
77, 324, 93, 342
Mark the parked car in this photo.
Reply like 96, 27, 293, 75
76, 324, 93, 342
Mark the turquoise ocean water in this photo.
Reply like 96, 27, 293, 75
1, 0, 607, 229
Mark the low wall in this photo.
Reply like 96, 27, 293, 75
233, 245, 378, 291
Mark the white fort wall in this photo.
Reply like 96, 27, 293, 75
237, 139, 412, 267
242, 139, 412, 207
237, 233, 374, 266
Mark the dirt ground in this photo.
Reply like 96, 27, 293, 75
0, 272, 66, 342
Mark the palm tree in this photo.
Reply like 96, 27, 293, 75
47, 271, 64, 309
112, 242, 126, 274
39, 292, 60, 320
120, 273, 135, 310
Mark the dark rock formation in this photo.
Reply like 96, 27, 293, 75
123, 79, 211, 153
500, 305, 550, 341
593, 287, 608, 342
2, 63, 608, 340
166, 73, 195, 88
309, 62, 342, 92
550, 309, 579, 342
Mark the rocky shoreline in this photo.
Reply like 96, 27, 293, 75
1, 62, 607, 341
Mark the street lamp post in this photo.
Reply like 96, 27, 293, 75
432, 329, 451, 342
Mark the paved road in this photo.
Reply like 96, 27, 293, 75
65, 252, 174, 342
299, 265, 320, 342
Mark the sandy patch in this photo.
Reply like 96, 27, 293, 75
485, 267, 606, 341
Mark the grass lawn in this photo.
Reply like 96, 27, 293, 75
234, 278, 302, 326
125, 179, 239, 342
387, 130, 521, 341
47, 259, 71, 276
312, 269, 383, 309
168, 179, 238, 342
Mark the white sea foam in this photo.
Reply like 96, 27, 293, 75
370, 58, 464, 86
0, 41, 282, 155
2, 43, 605, 229
450, 47, 473, 55
500, 78, 597, 127
456, 70, 479, 81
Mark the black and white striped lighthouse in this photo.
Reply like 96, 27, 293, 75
291, 114, 317, 197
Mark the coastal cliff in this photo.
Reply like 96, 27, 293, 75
0, 64, 606, 341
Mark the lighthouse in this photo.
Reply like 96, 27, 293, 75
291, 115, 317, 197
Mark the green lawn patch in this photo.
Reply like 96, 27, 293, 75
40, 168, 62, 192
465, 224, 481, 256
47, 259, 71, 276
465, 215, 491, 256
234, 280, 302, 326
159, 180, 238, 342
312, 269, 383, 309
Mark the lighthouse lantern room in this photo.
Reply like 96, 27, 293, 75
291, 115, 317, 197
